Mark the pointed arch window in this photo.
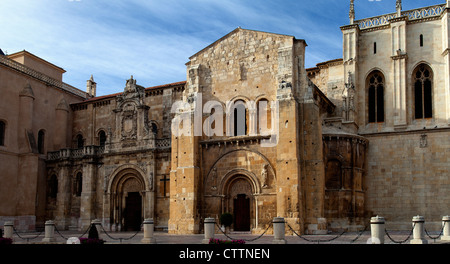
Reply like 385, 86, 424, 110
414, 64, 433, 119
367, 71, 385, 123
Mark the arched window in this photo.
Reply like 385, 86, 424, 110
367, 71, 385, 123
233, 100, 248, 136
48, 175, 58, 199
75, 172, 82, 197
38, 130, 45, 154
76, 134, 84, 149
151, 123, 158, 135
0, 121, 5, 146
413, 64, 433, 119
325, 160, 342, 190
98, 130, 107, 146
257, 99, 271, 135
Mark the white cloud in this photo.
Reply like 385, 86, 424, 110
2, 0, 442, 96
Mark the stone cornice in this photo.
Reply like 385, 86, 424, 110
359, 126, 450, 137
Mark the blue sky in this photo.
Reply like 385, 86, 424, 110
0, 0, 445, 96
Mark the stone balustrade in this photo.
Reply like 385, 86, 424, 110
47, 145, 105, 161
355, 4, 446, 30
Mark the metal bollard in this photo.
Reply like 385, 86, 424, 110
42, 220, 57, 243
3, 221, 14, 240
370, 216, 385, 244
272, 217, 287, 244
141, 219, 156, 244
410, 215, 427, 244
202, 218, 216, 244
441, 216, 450, 241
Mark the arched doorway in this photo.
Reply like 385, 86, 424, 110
110, 172, 145, 231
224, 175, 254, 232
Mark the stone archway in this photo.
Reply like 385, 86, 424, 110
221, 174, 256, 232
110, 171, 146, 231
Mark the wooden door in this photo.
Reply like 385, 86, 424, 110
124, 192, 142, 231
233, 194, 250, 231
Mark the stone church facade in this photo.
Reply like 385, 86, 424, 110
1, 1, 449, 234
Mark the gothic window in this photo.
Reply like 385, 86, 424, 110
325, 160, 342, 190
75, 172, 82, 197
374, 42, 377, 54
38, 130, 45, 154
98, 130, 107, 146
420, 34, 424, 47
413, 64, 433, 119
367, 71, 385, 123
257, 99, 271, 135
233, 100, 247, 136
76, 134, 84, 149
48, 175, 58, 199
0, 121, 5, 146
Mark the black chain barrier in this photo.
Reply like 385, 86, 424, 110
350, 224, 370, 243
286, 223, 349, 244
53, 222, 142, 243
12, 227, 43, 243
7, 218, 448, 244
384, 223, 415, 244
54, 224, 90, 240
99, 223, 143, 243
214, 221, 272, 242
425, 221, 446, 242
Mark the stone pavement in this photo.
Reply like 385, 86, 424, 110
8, 230, 448, 244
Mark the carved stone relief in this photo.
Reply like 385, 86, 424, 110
121, 104, 137, 140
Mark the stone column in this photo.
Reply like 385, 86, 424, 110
3, 221, 14, 240
370, 216, 385, 244
54, 98, 69, 150
168, 107, 201, 234
275, 47, 303, 234
42, 220, 56, 243
390, 17, 408, 128
141, 219, 156, 244
202, 218, 215, 244
442, 216, 450, 241
18, 83, 35, 153
55, 164, 71, 230
272, 217, 287, 244
410, 216, 428, 244
442, 8, 450, 125
80, 162, 98, 231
